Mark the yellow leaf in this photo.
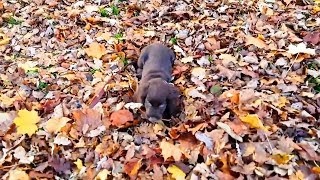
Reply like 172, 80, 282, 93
45, 117, 71, 133
239, 114, 268, 131
272, 153, 294, 164
85, 42, 107, 59
160, 141, 183, 161
0, 33, 11, 46
8, 169, 30, 180
312, 6, 320, 13
18, 61, 39, 72
95, 169, 111, 180
74, 159, 83, 170
167, 165, 186, 180
0, 94, 15, 108
14, 109, 40, 136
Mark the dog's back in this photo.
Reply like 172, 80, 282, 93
138, 43, 175, 82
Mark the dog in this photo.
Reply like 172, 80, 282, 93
134, 43, 180, 122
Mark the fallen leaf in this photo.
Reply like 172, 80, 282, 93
110, 109, 134, 127
287, 43, 316, 55
217, 122, 243, 142
191, 67, 206, 80
8, 169, 30, 180
303, 32, 320, 45
0, 33, 11, 46
195, 132, 213, 150
95, 169, 111, 180
167, 165, 186, 180
160, 140, 183, 161
74, 159, 84, 170
124, 159, 142, 177
272, 153, 294, 164
181, 56, 193, 63
45, 117, 71, 133
312, 167, 320, 174
13, 146, 34, 164
239, 114, 268, 131
14, 109, 40, 136
246, 35, 268, 49
85, 42, 107, 59
53, 134, 71, 145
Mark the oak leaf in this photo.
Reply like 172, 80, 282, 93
85, 42, 107, 59
14, 109, 40, 136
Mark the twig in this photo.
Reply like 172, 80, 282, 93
282, 53, 299, 78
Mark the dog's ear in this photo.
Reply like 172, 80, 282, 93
166, 84, 181, 116
134, 81, 149, 104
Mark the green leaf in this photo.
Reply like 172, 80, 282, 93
38, 81, 48, 90
170, 37, 177, 45
111, 5, 120, 15
99, 8, 109, 17
210, 85, 222, 95
7, 16, 23, 25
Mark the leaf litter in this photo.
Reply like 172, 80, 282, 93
0, 0, 320, 179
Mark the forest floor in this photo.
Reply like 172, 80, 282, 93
0, 0, 320, 179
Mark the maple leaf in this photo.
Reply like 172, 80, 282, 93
167, 165, 186, 180
85, 42, 107, 59
45, 117, 70, 133
160, 140, 183, 161
271, 153, 294, 164
239, 114, 268, 131
14, 109, 40, 136
124, 159, 142, 177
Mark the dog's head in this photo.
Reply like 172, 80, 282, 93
136, 78, 179, 122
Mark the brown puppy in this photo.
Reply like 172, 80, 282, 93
134, 43, 180, 122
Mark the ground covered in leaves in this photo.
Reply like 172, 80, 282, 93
0, 0, 320, 179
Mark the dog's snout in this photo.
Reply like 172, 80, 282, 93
148, 117, 161, 122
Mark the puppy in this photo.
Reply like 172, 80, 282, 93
134, 43, 180, 122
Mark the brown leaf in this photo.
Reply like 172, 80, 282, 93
245, 35, 268, 49
72, 109, 102, 137
29, 171, 53, 179
110, 109, 135, 127
124, 159, 142, 178
303, 31, 320, 45
85, 42, 107, 59
160, 140, 184, 161
49, 156, 71, 173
